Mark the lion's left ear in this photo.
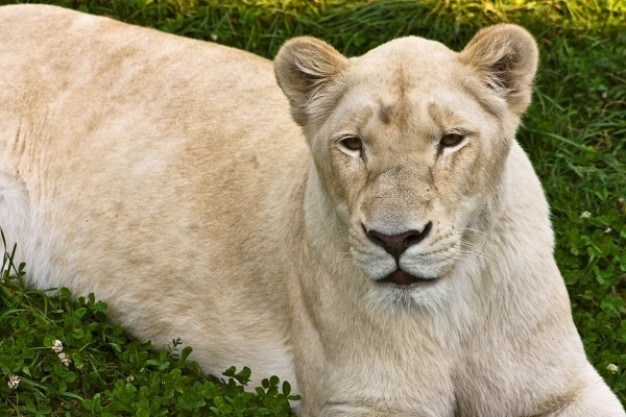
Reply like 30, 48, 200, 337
459, 24, 539, 116
274, 37, 349, 126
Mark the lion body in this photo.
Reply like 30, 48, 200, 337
0, 5, 623, 416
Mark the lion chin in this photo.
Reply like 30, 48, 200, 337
0, 4, 624, 417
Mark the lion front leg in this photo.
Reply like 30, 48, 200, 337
546, 379, 625, 417
318, 404, 442, 417
319, 404, 387, 417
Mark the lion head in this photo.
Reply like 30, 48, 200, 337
275, 25, 538, 306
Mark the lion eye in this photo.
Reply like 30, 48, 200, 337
340, 136, 363, 152
440, 133, 465, 148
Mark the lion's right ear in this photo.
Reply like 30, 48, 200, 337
274, 37, 348, 126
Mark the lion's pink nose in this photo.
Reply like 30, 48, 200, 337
364, 222, 432, 260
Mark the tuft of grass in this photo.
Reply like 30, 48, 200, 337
0, 0, 624, 412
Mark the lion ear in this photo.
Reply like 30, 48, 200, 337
274, 37, 349, 126
459, 24, 539, 116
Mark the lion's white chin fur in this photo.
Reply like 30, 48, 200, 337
366, 278, 452, 313
1, 4, 624, 416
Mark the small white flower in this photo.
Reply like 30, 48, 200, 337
7, 374, 20, 390
210, 33, 218, 42
618, 197, 625, 204
580, 211, 592, 219
604, 227, 612, 234
51, 340, 64, 353
607, 363, 619, 374
58, 352, 71, 367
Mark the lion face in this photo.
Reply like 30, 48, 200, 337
275, 26, 538, 304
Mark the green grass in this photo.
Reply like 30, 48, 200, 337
1, 246, 298, 416
1, 0, 625, 414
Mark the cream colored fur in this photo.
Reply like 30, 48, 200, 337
0, 5, 623, 416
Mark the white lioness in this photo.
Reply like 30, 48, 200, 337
0, 4, 623, 416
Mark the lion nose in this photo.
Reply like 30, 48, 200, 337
364, 222, 433, 260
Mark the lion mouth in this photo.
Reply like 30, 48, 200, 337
380, 270, 438, 286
